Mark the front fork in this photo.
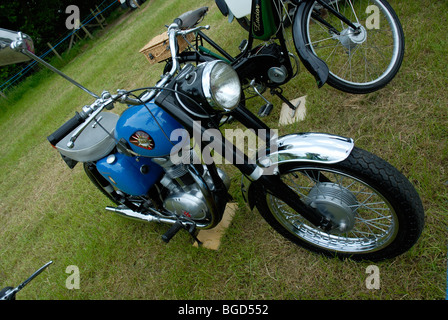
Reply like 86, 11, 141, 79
155, 87, 354, 231
240, 131, 355, 231
224, 105, 355, 231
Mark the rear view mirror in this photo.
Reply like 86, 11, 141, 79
0, 28, 34, 66
0, 28, 98, 98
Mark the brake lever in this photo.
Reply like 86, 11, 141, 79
177, 25, 210, 36
0, 261, 53, 300
66, 104, 106, 148
67, 92, 115, 149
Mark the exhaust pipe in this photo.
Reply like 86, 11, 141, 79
105, 206, 173, 224
105, 206, 210, 228
105, 205, 214, 244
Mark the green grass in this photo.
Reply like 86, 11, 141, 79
0, 0, 447, 300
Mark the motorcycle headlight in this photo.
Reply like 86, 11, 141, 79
202, 61, 241, 111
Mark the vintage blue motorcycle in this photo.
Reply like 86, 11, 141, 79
2, 6, 423, 261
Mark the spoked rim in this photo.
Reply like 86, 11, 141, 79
306, 0, 401, 86
266, 167, 399, 254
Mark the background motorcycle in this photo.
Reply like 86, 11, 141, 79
165, 0, 405, 116
4, 6, 422, 261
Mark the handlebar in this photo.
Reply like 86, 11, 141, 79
47, 93, 114, 148
48, 9, 211, 149
47, 111, 87, 146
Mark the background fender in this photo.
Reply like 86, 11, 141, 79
292, 1, 329, 88
215, 0, 229, 16
241, 133, 354, 209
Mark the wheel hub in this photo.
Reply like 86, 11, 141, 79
338, 23, 367, 51
306, 183, 358, 234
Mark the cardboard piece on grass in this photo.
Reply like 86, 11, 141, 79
193, 203, 237, 250
278, 95, 307, 126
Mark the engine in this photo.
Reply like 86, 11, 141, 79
233, 42, 296, 88
152, 151, 230, 221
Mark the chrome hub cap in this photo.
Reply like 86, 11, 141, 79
338, 23, 367, 51
306, 182, 357, 234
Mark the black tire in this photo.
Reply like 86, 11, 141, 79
236, 17, 251, 32
253, 147, 424, 261
299, 0, 405, 94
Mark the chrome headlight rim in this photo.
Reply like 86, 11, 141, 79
202, 60, 241, 112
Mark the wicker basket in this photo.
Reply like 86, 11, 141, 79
139, 32, 194, 64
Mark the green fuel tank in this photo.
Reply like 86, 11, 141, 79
251, 0, 280, 40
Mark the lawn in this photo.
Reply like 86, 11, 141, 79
0, 0, 446, 300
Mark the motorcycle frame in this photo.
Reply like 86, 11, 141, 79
122, 7, 357, 231
191, 0, 295, 84
154, 81, 355, 231
154, 58, 354, 233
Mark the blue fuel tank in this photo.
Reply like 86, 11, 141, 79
96, 102, 187, 196
114, 102, 187, 158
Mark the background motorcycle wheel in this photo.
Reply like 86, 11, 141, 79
126, 0, 143, 10
299, 0, 405, 94
252, 147, 424, 261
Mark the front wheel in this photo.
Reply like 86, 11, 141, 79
300, 0, 405, 94
253, 147, 424, 261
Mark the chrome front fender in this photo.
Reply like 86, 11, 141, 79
241, 133, 355, 208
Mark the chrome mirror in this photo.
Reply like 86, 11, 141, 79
0, 28, 34, 66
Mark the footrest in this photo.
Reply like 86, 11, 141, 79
161, 221, 183, 243
258, 103, 273, 117
239, 39, 248, 52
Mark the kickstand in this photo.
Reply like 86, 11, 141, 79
188, 224, 203, 247
271, 88, 301, 117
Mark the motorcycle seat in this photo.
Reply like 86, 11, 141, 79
175, 7, 209, 29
